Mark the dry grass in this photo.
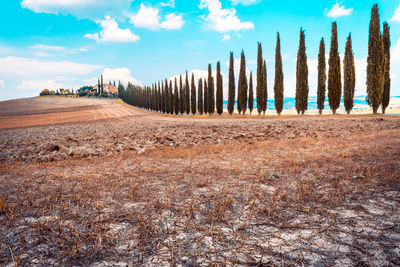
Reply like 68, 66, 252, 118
1, 128, 399, 266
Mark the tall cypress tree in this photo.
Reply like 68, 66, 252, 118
191, 73, 196, 115
248, 71, 254, 114
198, 78, 203, 115
203, 79, 208, 114
179, 75, 184, 114
118, 81, 124, 98
256, 43, 263, 115
174, 77, 179, 115
207, 64, 215, 115
367, 4, 385, 114
97, 78, 100, 95
169, 80, 173, 114
228, 52, 235, 115
216, 61, 223, 115
185, 71, 190, 115
158, 82, 162, 112
262, 60, 267, 114
317, 38, 326, 114
165, 79, 170, 114
274, 33, 284, 115
296, 28, 309, 115
382, 22, 391, 114
328, 22, 342, 114
101, 75, 104, 96
161, 81, 165, 113
344, 34, 356, 114
238, 50, 248, 114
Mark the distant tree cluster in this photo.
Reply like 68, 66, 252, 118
40, 88, 77, 96
119, 4, 390, 115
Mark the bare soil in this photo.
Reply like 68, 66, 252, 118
1, 97, 399, 266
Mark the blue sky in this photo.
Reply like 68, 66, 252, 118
0, 0, 400, 100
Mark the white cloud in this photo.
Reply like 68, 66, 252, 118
0, 56, 102, 78
85, 16, 140, 43
17, 80, 64, 91
103, 67, 142, 86
222, 34, 231, 41
31, 51, 54, 58
325, 3, 353, 18
29, 44, 90, 57
392, 38, 400, 62
0, 80, 5, 87
161, 0, 175, 8
130, 4, 160, 30
21, 0, 133, 20
390, 3, 400, 22
130, 4, 184, 30
199, 0, 254, 33
160, 14, 185, 30
29, 44, 66, 51
230, 0, 260, 6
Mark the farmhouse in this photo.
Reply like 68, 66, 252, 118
93, 84, 118, 95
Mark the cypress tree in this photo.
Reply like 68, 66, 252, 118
153, 83, 156, 111
174, 77, 179, 115
343, 34, 356, 114
118, 81, 124, 98
328, 22, 342, 114
157, 82, 161, 112
179, 75, 184, 114
198, 78, 203, 115
207, 64, 215, 115
256, 43, 263, 115
296, 28, 309, 115
185, 71, 190, 115
161, 81, 165, 113
262, 60, 267, 114
238, 50, 248, 114
228, 52, 235, 115
101, 75, 104, 96
164, 83, 167, 112
203, 79, 208, 114
382, 22, 391, 114
165, 79, 170, 114
169, 80, 173, 114
216, 61, 223, 115
367, 4, 385, 114
97, 78, 100, 95
274, 33, 284, 115
248, 71, 254, 114
191, 73, 196, 115
317, 38, 326, 114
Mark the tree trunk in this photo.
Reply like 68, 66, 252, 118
332, 109, 336, 114
319, 110, 322, 115
302, 110, 305, 115
382, 107, 386, 114
346, 110, 350, 115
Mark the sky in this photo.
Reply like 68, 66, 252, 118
0, 0, 400, 101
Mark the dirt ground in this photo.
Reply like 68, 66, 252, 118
1, 97, 400, 266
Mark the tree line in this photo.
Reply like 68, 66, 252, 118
120, 4, 391, 115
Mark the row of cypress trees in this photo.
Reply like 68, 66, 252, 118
118, 66, 224, 115
120, 4, 390, 115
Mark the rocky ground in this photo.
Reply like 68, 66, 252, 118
1, 98, 400, 266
